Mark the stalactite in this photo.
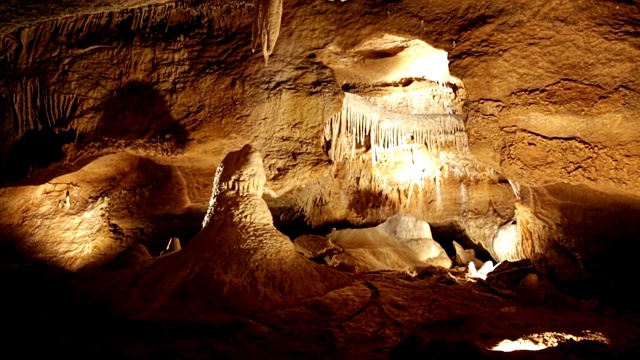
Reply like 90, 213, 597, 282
6, 78, 78, 137
325, 92, 468, 165
309, 82, 505, 225
251, 0, 283, 64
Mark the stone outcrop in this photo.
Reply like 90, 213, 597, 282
326, 214, 452, 273
293, 234, 342, 259
0, 152, 191, 270
94, 144, 352, 317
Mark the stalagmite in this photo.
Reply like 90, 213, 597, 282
98, 144, 352, 317
251, 0, 283, 64
159, 237, 181, 256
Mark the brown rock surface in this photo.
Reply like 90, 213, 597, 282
293, 234, 342, 259
84, 144, 352, 318
4, 262, 640, 359
1, 0, 640, 358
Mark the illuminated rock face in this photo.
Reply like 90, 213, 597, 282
101, 145, 351, 317
0, 0, 639, 288
281, 33, 514, 246
0, 183, 116, 271
0, 153, 190, 270
326, 214, 452, 273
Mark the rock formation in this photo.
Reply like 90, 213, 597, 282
159, 237, 181, 256
251, 0, 283, 64
293, 234, 342, 259
326, 214, 452, 273
0, 0, 635, 295
93, 144, 352, 318
0, 0, 640, 358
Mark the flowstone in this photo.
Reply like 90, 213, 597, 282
326, 214, 451, 273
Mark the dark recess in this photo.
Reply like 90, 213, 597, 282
95, 81, 188, 146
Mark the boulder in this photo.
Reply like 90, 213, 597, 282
326, 214, 451, 273
293, 234, 342, 259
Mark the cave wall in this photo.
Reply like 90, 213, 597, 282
452, 0, 640, 194
0, 1, 340, 268
0, 1, 338, 190
0, 0, 638, 278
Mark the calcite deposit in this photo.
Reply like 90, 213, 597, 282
1, 0, 640, 358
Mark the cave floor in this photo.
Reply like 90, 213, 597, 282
2, 264, 640, 360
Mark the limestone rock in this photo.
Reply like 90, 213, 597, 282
109, 243, 152, 268
293, 234, 342, 259
325, 235, 420, 273
326, 214, 451, 273
516, 273, 579, 311
0, 152, 194, 271
379, 214, 434, 244
491, 222, 522, 262
0, 0, 639, 317
467, 260, 498, 280
100, 144, 352, 317
159, 237, 181, 256
452, 240, 484, 269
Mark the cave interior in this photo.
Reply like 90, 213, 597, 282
1, 0, 640, 359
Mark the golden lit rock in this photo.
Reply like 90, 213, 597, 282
1, 0, 640, 357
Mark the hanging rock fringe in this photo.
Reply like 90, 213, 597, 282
8, 78, 77, 137
0, 1, 252, 138
325, 92, 468, 164
251, 0, 283, 64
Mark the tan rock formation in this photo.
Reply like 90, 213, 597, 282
159, 237, 181, 256
1, 1, 640, 357
293, 234, 342, 259
0, 152, 191, 270
109, 242, 152, 268
326, 214, 452, 273
251, 0, 283, 64
95, 144, 352, 317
